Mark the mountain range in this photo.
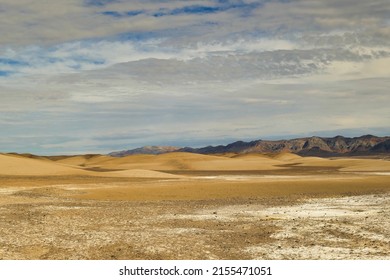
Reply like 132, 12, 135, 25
108, 135, 390, 157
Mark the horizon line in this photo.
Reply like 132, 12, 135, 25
2, 134, 389, 157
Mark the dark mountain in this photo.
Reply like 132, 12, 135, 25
108, 146, 180, 157
370, 139, 390, 153
108, 135, 390, 157
180, 140, 259, 154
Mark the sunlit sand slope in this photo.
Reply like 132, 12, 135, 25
53, 152, 390, 172
0, 154, 88, 176
94, 169, 183, 178
0, 154, 182, 178
56, 152, 286, 171
55, 155, 112, 166
279, 156, 390, 172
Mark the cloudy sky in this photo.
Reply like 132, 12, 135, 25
0, 0, 389, 154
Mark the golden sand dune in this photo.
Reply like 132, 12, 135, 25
0, 154, 186, 179
6, 153, 53, 162
231, 153, 275, 159
61, 152, 285, 171
337, 158, 390, 172
0, 154, 88, 176
288, 156, 390, 172
188, 156, 283, 170
54, 155, 90, 166
5, 152, 390, 177
272, 152, 303, 161
94, 169, 184, 178
55, 154, 108, 166
37, 151, 390, 173
215, 152, 240, 158
57, 154, 153, 168
80, 155, 115, 165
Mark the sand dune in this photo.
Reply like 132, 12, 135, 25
55, 152, 286, 171
272, 152, 303, 161
0, 153, 186, 178
93, 169, 184, 178
187, 156, 283, 171
288, 156, 390, 172
231, 153, 275, 159
55, 154, 108, 166
6, 153, 53, 162
337, 159, 390, 172
0, 154, 88, 176
4, 152, 390, 177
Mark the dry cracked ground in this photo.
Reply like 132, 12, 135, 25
0, 172, 389, 260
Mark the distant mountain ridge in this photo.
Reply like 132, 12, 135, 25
108, 135, 390, 157
108, 146, 180, 157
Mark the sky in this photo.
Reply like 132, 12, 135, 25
0, 0, 389, 155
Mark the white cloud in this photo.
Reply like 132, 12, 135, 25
0, 0, 389, 154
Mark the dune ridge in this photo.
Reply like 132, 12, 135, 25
2, 151, 390, 179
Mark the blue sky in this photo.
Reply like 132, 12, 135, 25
0, 0, 389, 154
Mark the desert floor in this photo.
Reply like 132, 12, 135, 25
0, 152, 389, 259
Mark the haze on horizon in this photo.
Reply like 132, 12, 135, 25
0, 0, 389, 155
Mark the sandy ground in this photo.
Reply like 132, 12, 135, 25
0, 152, 389, 259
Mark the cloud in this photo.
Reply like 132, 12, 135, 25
0, 70, 13, 76
0, 0, 388, 54
0, 0, 389, 154
84, 0, 120, 7
3, 33, 388, 80
101, 10, 144, 17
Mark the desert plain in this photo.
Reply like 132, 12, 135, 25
0, 152, 389, 259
